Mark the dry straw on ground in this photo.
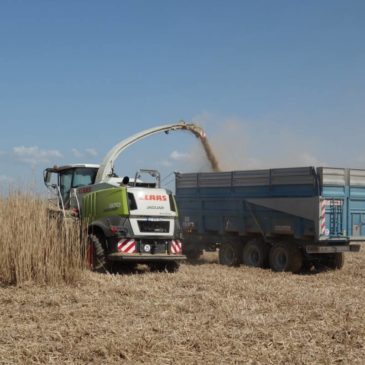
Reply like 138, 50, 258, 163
0, 195, 364, 364
1, 252, 364, 364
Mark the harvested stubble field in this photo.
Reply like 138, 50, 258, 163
1, 253, 365, 364
0, 196, 365, 364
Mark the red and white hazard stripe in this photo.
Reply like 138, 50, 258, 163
117, 239, 137, 253
170, 240, 182, 254
320, 200, 327, 236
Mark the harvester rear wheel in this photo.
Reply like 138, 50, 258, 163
269, 242, 303, 273
87, 234, 107, 272
242, 238, 269, 268
219, 240, 242, 267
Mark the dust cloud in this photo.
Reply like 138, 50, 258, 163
202, 118, 326, 170
171, 117, 326, 174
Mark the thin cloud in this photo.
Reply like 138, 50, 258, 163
157, 150, 194, 170
72, 148, 83, 158
158, 150, 192, 169
298, 153, 326, 167
71, 148, 98, 158
85, 148, 98, 157
160, 160, 172, 167
0, 175, 14, 183
13, 146, 62, 166
170, 150, 190, 161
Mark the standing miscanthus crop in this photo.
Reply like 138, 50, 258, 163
0, 192, 84, 286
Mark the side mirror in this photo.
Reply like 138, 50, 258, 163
122, 176, 130, 185
43, 169, 51, 185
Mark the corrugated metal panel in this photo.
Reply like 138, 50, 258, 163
198, 172, 232, 187
175, 173, 198, 189
232, 170, 269, 186
271, 167, 315, 185
319, 168, 346, 186
350, 169, 365, 187
176, 167, 318, 188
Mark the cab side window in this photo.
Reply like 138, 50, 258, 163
59, 170, 73, 205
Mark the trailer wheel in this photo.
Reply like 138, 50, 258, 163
86, 234, 107, 272
242, 238, 269, 268
269, 242, 303, 273
219, 240, 242, 267
321, 253, 345, 270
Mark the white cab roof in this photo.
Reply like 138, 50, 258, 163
53, 164, 100, 171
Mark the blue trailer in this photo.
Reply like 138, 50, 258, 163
175, 167, 365, 272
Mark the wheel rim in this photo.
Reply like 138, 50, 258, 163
248, 247, 260, 265
221, 244, 237, 265
274, 248, 288, 270
224, 247, 234, 262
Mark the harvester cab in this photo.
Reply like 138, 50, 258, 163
44, 164, 99, 212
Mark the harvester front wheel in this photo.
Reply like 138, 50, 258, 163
269, 242, 303, 273
86, 234, 107, 272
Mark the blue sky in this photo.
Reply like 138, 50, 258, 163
1, 0, 364, 192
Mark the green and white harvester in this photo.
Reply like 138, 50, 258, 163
43, 122, 205, 272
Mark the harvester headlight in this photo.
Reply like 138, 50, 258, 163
143, 244, 151, 253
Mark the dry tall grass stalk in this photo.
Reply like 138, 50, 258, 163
0, 192, 84, 286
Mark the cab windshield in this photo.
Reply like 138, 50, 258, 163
59, 167, 98, 206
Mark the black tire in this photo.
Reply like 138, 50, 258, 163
184, 249, 203, 261
87, 234, 107, 272
321, 253, 345, 270
303, 259, 315, 272
149, 261, 180, 273
109, 262, 137, 274
269, 242, 303, 273
219, 240, 242, 267
242, 238, 269, 268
